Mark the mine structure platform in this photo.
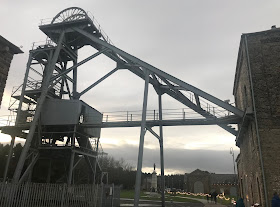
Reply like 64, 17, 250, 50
0, 7, 248, 207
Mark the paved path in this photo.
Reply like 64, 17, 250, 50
204, 203, 228, 207
120, 198, 204, 206
120, 197, 229, 207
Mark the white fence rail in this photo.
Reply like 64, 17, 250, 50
0, 183, 101, 207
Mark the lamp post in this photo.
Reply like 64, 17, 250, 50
230, 147, 236, 177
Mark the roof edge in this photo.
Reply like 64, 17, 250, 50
0, 35, 23, 54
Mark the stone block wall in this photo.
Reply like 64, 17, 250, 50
185, 170, 211, 193
0, 49, 14, 106
234, 28, 280, 206
0, 36, 22, 106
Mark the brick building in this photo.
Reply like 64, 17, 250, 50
234, 27, 280, 206
0, 35, 23, 106
184, 169, 237, 196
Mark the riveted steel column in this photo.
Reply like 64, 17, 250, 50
68, 125, 77, 185
67, 151, 75, 185
134, 69, 150, 207
3, 136, 15, 182
73, 58, 78, 99
158, 94, 165, 207
93, 137, 100, 184
13, 31, 65, 183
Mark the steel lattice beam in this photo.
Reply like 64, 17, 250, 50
74, 27, 244, 117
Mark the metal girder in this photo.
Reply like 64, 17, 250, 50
74, 27, 244, 117
134, 69, 150, 207
73, 156, 83, 170
3, 136, 15, 182
68, 151, 75, 185
194, 94, 201, 108
152, 76, 238, 135
1, 116, 241, 130
73, 30, 240, 136
125, 64, 236, 136
158, 94, 165, 207
82, 116, 241, 128
72, 149, 97, 158
146, 127, 160, 141
118, 65, 237, 135
34, 51, 74, 83
49, 76, 63, 89
50, 48, 108, 82
162, 88, 238, 135
13, 31, 66, 183
18, 152, 39, 184
15, 54, 33, 125
61, 41, 77, 60
54, 65, 73, 83
78, 67, 119, 98
160, 85, 185, 90
84, 155, 96, 182
63, 76, 72, 99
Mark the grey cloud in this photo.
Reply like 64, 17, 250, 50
104, 144, 237, 174
1, 0, 278, 174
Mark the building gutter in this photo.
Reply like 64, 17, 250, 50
244, 35, 268, 207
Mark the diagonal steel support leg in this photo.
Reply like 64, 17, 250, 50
13, 31, 65, 183
68, 125, 77, 185
18, 153, 39, 184
3, 136, 15, 182
134, 69, 150, 207
67, 151, 75, 185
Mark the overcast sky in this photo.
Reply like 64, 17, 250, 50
1, 0, 279, 175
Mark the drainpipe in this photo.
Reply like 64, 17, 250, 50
244, 35, 268, 207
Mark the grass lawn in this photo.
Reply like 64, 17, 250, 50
120, 190, 145, 199
120, 190, 201, 203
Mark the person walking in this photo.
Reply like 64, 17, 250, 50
236, 197, 245, 207
210, 192, 213, 203
272, 192, 280, 207
211, 191, 218, 204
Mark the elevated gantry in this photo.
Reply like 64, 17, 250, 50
1, 7, 245, 207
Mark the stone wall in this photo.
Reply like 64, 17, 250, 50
185, 169, 211, 193
211, 184, 237, 196
234, 28, 280, 206
184, 169, 236, 196
0, 47, 14, 106
0, 36, 22, 107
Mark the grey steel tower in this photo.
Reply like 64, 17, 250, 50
1, 7, 246, 207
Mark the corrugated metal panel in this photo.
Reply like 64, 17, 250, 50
41, 99, 82, 125
81, 102, 102, 137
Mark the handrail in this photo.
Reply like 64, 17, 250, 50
101, 107, 235, 123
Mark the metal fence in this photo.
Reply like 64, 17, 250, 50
0, 182, 101, 207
